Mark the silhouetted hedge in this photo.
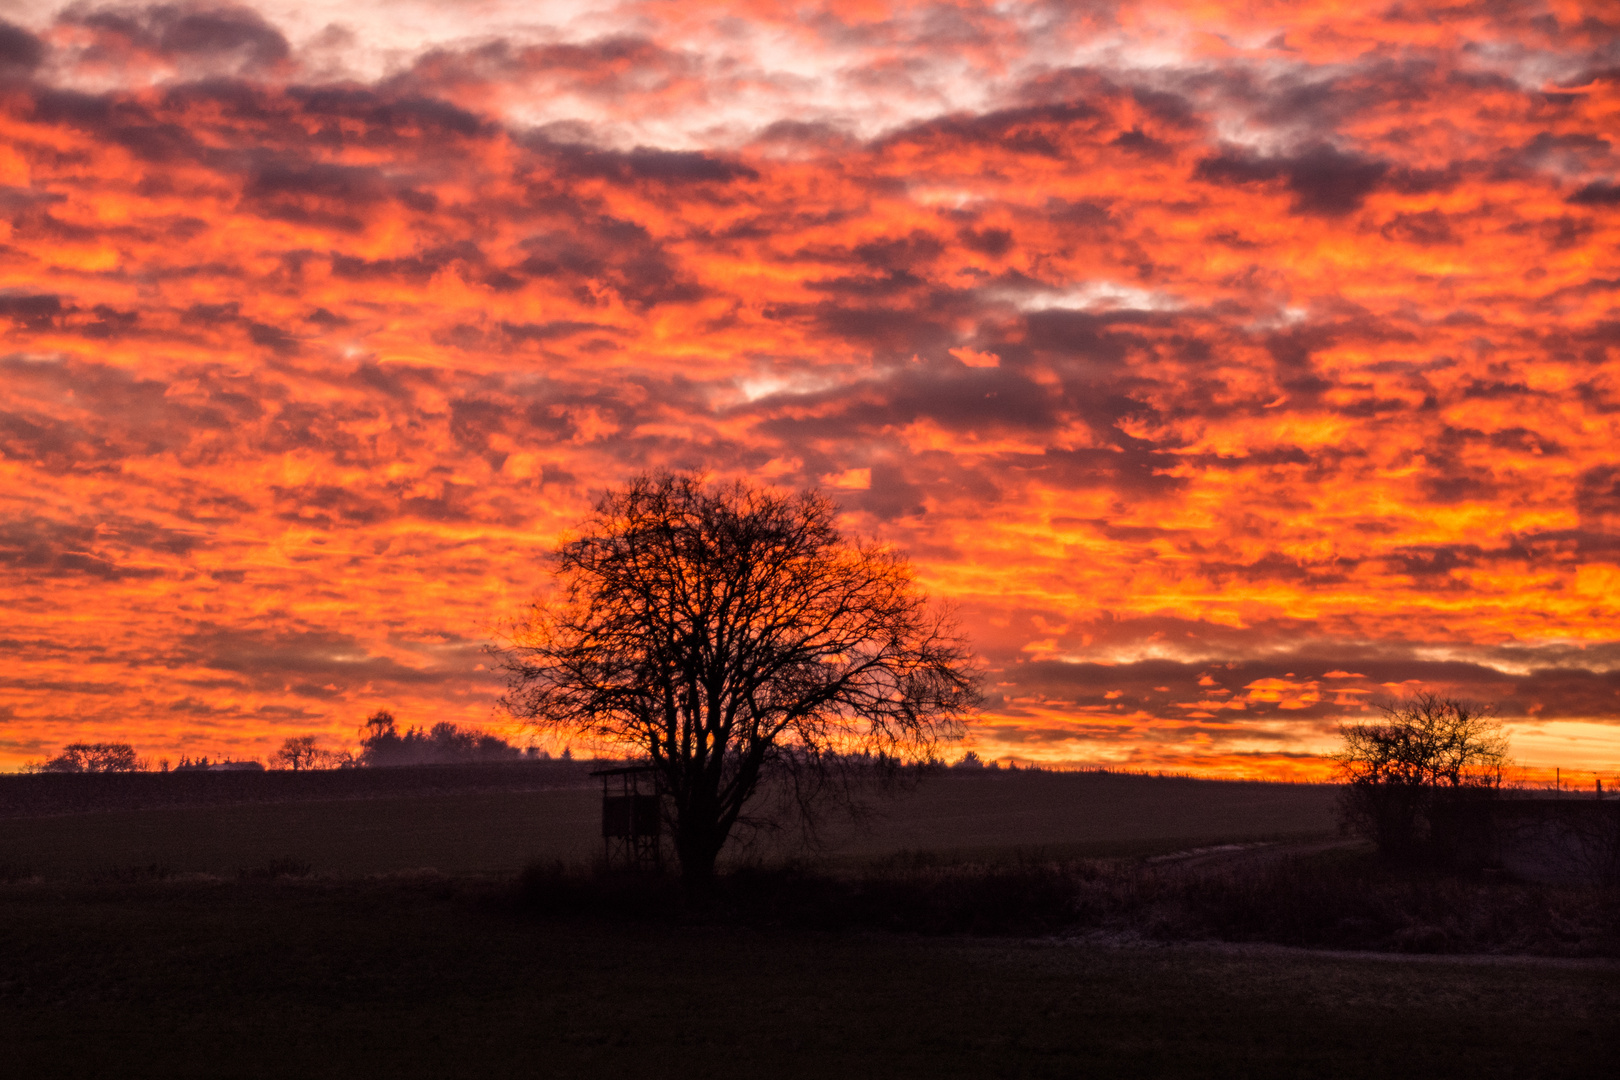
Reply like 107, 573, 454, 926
512, 850, 1620, 956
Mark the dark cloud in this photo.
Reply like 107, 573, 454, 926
181, 625, 460, 690
0, 20, 45, 75
0, 354, 271, 473
330, 242, 483, 283
958, 225, 1014, 257
1195, 143, 1389, 215
559, 145, 760, 185
152, 5, 288, 66
1578, 465, 1620, 534
1002, 652, 1620, 723
750, 362, 1061, 442
1110, 126, 1173, 159
82, 304, 142, 340
1381, 209, 1457, 246
245, 320, 298, 354
1568, 181, 1620, 206
1011, 445, 1183, 497
852, 230, 946, 271
25, 79, 490, 169
67, 2, 290, 70
269, 483, 389, 527
243, 160, 391, 229
515, 220, 705, 308
284, 86, 489, 143
881, 99, 1107, 159
0, 516, 200, 579
1419, 462, 1498, 505
0, 293, 66, 330
855, 463, 927, 520
497, 320, 615, 345
400, 34, 699, 109
1021, 310, 1132, 365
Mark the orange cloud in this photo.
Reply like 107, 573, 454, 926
0, 1, 1617, 777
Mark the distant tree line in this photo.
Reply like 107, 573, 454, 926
948, 750, 1040, 771
354, 710, 534, 767
23, 732, 1037, 776
23, 712, 539, 774
29, 742, 144, 773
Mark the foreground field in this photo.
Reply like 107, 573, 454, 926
2, 875, 1614, 1079
0, 769, 1339, 878
3, 771, 1614, 1077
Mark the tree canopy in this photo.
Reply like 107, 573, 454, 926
1335, 693, 1509, 859
36, 742, 141, 773
494, 473, 980, 877
356, 711, 524, 767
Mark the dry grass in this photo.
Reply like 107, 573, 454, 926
1, 767, 1613, 1077
0, 768, 1340, 880
512, 846, 1620, 957
2, 872, 1615, 1079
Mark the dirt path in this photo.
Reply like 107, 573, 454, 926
1144, 836, 1361, 872
1051, 931, 1620, 970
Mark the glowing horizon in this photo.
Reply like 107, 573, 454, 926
2, 0, 1618, 780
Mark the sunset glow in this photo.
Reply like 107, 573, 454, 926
2, 0, 1619, 778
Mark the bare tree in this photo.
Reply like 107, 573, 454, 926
1335, 693, 1509, 860
271, 735, 325, 771
493, 472, 980, 879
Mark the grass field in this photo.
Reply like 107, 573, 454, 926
2, 875, 1616, 1079
4, 769, 1610, 1078
0, 769, 1339, 878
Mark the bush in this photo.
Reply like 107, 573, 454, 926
1335, 694, 1508, 860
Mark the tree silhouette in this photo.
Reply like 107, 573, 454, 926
38, 743, 141, 772
1335, 693, 1508, 860
271, 735, 324, 771
356, 712, 522, 766
494, 472, 980, 879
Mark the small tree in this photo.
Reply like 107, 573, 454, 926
269, 736, 356, 770
39, 743, 141, 773
494, 472, 980, 879
271, 735, 324, 771
1335, 693, 1508, 860
362, 709, 397, 743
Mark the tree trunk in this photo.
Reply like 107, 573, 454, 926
673, 816, 728, 881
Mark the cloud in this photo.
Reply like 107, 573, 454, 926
62, 2, 290, 71
0, 20, 45, 75
1568, 183, 1620, 206
1195, 143, 1389, 216
0, 0, 1617, 774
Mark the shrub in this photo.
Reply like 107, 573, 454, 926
1335, 694, 1508, 860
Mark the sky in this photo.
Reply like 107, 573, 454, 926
1, 0, 1618, 780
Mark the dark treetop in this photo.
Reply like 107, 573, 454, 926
494, 473, 980, 877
